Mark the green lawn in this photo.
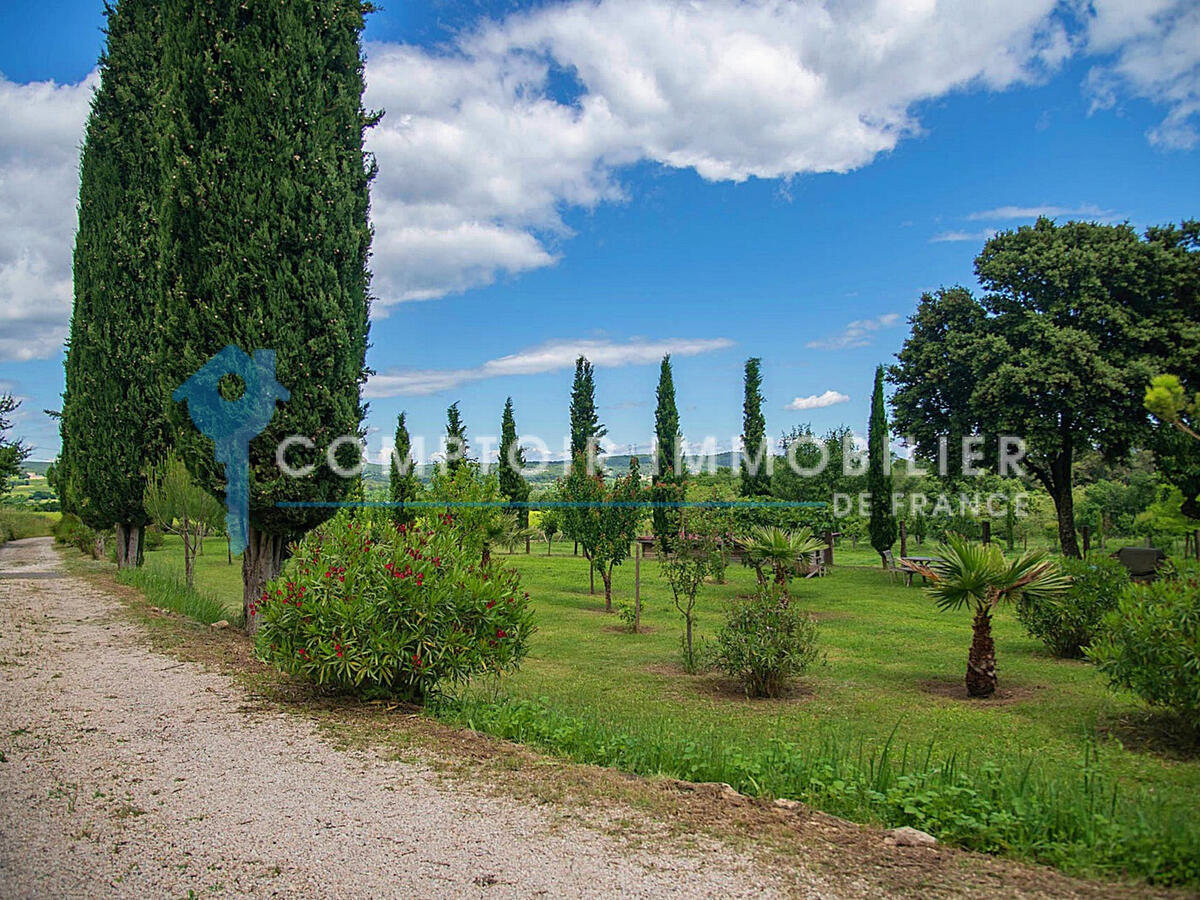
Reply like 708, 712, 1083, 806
140, 533, 1200, 883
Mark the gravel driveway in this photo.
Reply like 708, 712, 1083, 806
0, 537, 822, 898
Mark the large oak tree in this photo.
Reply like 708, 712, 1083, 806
892, 218, 1189, 558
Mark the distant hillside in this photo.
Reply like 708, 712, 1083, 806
367, 452, 738, 488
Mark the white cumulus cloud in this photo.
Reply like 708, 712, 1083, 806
363, 0, 1074, 309
785, 389, 850, 410
1083, 0, 1200, 149
1, 1, 1196, 361
0, 71, 97, 362
366, 335, 734, 397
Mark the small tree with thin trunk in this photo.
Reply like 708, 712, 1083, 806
143, 453, 225, 588
589, 458, 644, 613
539, 507, 561, 555
737, 524, 827, 604
912, 536, 1068, 698
0, 394, 30, 502
662, 527, 712, 673
560, 455, 604, 594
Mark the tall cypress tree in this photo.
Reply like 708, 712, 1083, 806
652, 354, 684, 550
444, 402, 469, 473
569, 356, 606, 465
389, 411, 420, 527
61, 0, 164, 568
740, 357, 770, 496
156, 0, 375, 630
868, 365, 898, 564
498, 397, 530, 527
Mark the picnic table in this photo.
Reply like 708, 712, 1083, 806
890, 554, 942, 586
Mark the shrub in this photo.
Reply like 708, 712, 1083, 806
143, 525, 165, 551
1016, 554, 1130, 657
1087, 564, 1200, 731
255, 512, 535, 701
714, 584, 821, 698
51, 512, 106, 558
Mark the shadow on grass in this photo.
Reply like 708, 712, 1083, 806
1098, 710, 1200, 761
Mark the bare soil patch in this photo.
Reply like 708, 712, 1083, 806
918, 677, 1045, 705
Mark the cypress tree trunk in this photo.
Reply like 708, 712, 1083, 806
115, 524, 130, 569
243, 525, 285, 635
966, 606, 997, 698
114, 523, 143, 570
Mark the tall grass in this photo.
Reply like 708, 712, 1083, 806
0, 506, 55, 546
436, 696, 1200, 886
116, 565, 233, 626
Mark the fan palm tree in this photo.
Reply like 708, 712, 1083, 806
910, 535, 1070, 698
737, 525, 828, 602
479, 512, 538, 565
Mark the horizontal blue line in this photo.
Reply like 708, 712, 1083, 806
275, 501, 828, 509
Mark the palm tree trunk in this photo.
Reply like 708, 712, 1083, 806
967, 606, 997, 698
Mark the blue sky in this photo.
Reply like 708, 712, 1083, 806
1, 0, 1198, 463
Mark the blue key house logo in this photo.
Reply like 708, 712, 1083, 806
172, 347, 289, 555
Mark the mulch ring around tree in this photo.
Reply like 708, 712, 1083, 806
644, 662, 817, 703
918, 677, 1044, 705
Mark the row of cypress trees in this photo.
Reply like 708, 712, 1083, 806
388, 352, 897, 561
387, 398, 532, 530
60, 0, 375, 630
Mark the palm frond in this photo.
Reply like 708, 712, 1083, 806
923, 534, 1067, 612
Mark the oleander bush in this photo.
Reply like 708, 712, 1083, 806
1016, 554, 1130, 658
255, 511, 534, 701
1087, 562, 1200, 731
713, 583, 821, 697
